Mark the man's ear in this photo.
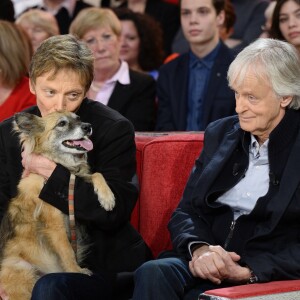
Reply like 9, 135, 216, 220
216, 10, 225, 27
280, 96, 293, 108
29, 80, 36, 95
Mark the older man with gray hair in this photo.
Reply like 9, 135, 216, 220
132, 38, 300, 300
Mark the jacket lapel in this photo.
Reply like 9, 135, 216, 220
107, 82, 131, 111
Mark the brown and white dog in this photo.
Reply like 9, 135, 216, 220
0, 111, 115, 300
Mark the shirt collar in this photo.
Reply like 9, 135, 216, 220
106, 60, 130, 85
250, 134, 269, 158
189, 40, 221, 69
40, 0, 76, 16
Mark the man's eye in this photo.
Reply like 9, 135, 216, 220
45, 90, 54, 96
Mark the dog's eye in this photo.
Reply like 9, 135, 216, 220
57, 120, 67, 127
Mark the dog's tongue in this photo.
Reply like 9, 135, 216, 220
73, 139, 93, 151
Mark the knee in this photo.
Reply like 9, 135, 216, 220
135, 259, 174, 283
31, 274, 68, 300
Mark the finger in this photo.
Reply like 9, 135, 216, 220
228, 251, 241, 262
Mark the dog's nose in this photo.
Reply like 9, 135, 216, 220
81, 123, 92, 135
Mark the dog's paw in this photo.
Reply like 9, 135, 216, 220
91, 173, 115, 211
99, 190, 115, 211
80, 267, 93, 276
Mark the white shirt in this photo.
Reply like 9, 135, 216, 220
216, 134, 270, 220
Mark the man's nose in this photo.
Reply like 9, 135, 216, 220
55, 97, 67, 111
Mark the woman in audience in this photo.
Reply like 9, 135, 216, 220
114, 8, 164, 79
270, 0, 300, 52
70, 7, 156, 131
0, 21, 36, 122
16, 9, 60, 52
102, 0, 180, 56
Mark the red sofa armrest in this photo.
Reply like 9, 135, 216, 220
133, 132, 204, 257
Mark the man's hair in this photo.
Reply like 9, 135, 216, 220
29, 34, 94, 94
228, 38, 300, 110
179, 0, 225, 15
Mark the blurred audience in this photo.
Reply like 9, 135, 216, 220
156, 0, 235, 131
102, 0, 180, 56
0, 0, 15, 21
219, 0, 236, 40
70, 7, 156, 131
25, 0, 92, 34
115, 8, 164, 79
0, 21, 36, 122
270, 0, 300, 52
224, 0, 269, 52
16, 9, 60, 52
259, 1, 276, 38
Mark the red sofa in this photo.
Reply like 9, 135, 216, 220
133, 131, 300, 299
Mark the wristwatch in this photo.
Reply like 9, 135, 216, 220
247, 269, 259, 284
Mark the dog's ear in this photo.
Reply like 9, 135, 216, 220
14, 112, 45, 135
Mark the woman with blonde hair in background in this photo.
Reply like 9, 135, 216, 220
70, 7, 156, 131
0, 20, 35, 122
16, 9, 60, 52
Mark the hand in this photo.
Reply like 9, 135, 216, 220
189, 245, 251, 284
21, 151, 56, 180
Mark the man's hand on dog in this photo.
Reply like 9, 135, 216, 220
21, 151, 57, 180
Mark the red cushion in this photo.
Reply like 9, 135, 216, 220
134, 132, 204, 257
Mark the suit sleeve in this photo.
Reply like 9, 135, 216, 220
39, 118, 138, 232
244, 237, 300, 282
155, 66, 176, 131
168, 130, 218, 257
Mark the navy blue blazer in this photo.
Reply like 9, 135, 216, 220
168, 109, 300, 282
156, 41, 236, 131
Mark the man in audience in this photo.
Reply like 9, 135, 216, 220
26, 0, 92, 34
156, 0, 235, 131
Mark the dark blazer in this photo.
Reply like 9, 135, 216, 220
169, 109, 300, 283
0, 99, 152, 275
29, 0, 92, 34
107, 69, 156, 131
156, 41, 236, 131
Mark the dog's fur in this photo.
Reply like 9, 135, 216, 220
0, 111, 115, 300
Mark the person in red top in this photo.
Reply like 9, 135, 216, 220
0, 21, 36, 122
